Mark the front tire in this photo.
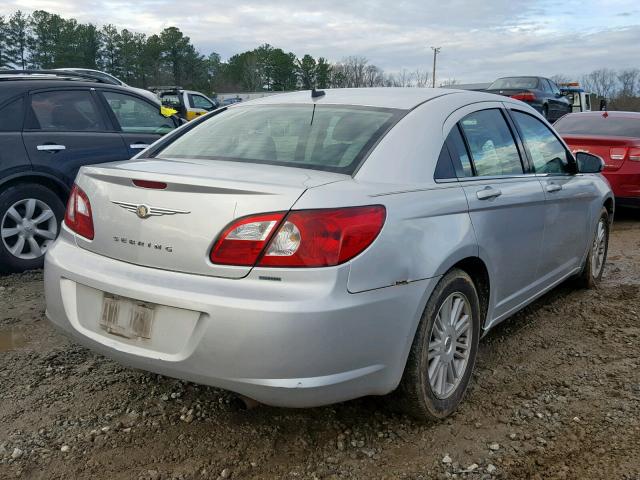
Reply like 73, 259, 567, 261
0, 184, 65, 273
398, 269, 481, 420
576, 207, 609, 288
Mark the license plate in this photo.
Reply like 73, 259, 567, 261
99, 294, 155, 340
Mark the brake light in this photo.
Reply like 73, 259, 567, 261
132, 179, 167, 189
509, 92, 536, 102
209, 206, 386, 268
629, 148, 640, 162
609, 147, 627, 161
64, 184, 94, 240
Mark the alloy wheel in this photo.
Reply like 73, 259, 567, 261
427, 292, 473, 399
1, 198, 58, 260
591, 218, 607, 278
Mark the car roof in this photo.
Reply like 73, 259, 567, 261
0, 79, 154, 104
243, 87, 503, 110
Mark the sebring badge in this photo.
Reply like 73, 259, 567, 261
112, 201, 190, 219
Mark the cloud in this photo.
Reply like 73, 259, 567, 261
2, 0, 639, 82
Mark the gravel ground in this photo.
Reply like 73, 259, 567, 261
1, 210, 639, 480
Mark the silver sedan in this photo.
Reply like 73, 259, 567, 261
44, 88, 613, 419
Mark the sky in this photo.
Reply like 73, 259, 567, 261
2, 0, 639, 83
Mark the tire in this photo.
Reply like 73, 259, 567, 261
542, 104, 550, 120
398, 268, 481, 420
0, 184, 65, 274
575, 207, 609, 289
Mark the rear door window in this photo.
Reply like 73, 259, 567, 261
103, 91, 174, 135
0, 97, 24, 131
29, 90, 106, 131
512, 111, 571, 174
458, 109, 523, 176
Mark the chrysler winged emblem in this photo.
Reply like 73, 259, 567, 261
112, 201, 190, 219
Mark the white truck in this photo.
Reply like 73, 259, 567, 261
558, 82, 605, 113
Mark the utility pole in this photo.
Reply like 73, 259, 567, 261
431, 46, 441, 88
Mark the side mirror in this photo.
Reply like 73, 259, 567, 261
576, 151, 604, 173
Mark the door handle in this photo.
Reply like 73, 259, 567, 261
37, 144, 66, 152
476, 187, 502, 200
545, 183, 563, 193
130, 143, 150, 150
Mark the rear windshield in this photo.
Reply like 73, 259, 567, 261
554, 115, 640, 138
489, 77, 539, 90
155, 104, 403, 174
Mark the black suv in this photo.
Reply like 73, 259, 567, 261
0, 70, 180, 273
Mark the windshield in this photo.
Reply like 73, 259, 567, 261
156, 104, 402, 174
489, 77, 539, 90
554, 115, 640, 138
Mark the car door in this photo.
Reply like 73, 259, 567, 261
98, 89, 177, 157
547, 80, 571, 120
0, 96, 31, 181
508, 108, 598, 284
448, 107, 547, 323
22, 88, 129, 187
186, 92, 215, 121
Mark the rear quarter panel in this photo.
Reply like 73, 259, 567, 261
294, 178, 476, 294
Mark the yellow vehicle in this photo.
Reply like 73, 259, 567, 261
149, 86, 219, 121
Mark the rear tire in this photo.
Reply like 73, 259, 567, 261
0, 184, 65, 274
542, 104, 550, 120
575, 207, 609, 289
398, 269, 481, 420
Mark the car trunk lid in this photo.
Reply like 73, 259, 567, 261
73, 158, 346, 278
562, 134, 638, 172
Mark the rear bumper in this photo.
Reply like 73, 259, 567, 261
603, 171, 640, 201
44, 236, 436, 407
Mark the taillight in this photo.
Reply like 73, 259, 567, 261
64, 184, 94, 240
629, 148, 640, 162
210, 212, 286, 266
209, 206, 386, 268
509, 92, 536, 102
609, 147, 627, 161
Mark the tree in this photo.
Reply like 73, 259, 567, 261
0, 16, 8, 68
582, 69, 618, 100
617, 69, 639, 98
76, 23, 102, 70
297, 54, 316, 89
5, 11, 31, 69
159, 27, 191, 85
315, 57, 331, 89
101, 24, 120, 75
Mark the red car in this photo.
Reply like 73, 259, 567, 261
555, 111, 640, 208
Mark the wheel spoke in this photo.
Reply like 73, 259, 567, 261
6, 207, 22, 223
428, 340, 442, 352
447, 359, 456, 384
34, 228, 56, 240
438, 362, 447, 394
32, 209, 54, 225
10, 236, 25, 255
428, 355, 441, 379
450, 297, 463, 326
27, 237, 41, 256
1, 227, 19, 239
24, 199, 36, 220
454, 314, 470, 337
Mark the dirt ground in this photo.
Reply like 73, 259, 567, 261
1, 210, 639, 480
